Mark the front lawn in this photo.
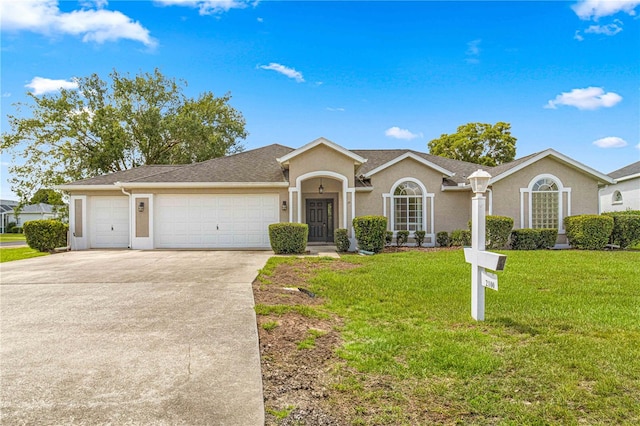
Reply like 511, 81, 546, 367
0, 233, 26, 242
0, 247, 48, 263
256, 250, 640, 425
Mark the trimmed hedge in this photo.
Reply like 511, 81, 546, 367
510, 229, 539, 250
486, 215, 514, 249
353, 215, 387, 253
564, 214, 613, 250
414, 230, 426, 247
396, 230, 409, 247
268, 223, 308, 254
603, 211, 640, 249
334, 228, 350, 252
436, 231, 449, 247
23, 219, 68, 252
537, 228, 558, 249
385, 231, 394, 247
450, 229, 471, 247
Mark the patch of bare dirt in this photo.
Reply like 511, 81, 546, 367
254, 261, 353, 425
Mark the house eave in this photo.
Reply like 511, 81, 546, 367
276, 137, 367, 166
57, 182, 290, 191
364, 152, 454, 178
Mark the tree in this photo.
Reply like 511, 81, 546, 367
428, 122, 517, 166
1, 69, 247, 202
29, 188, 65, 206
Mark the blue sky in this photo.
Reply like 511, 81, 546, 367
1, 0, 639, 199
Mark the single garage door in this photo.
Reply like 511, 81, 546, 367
155, 194, 279, 249
90, 196, 130, 248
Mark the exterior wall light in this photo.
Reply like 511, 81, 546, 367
138, 201, 145, 212
318, 178, 324, 194
282, 200, 287, 211
468, 169, 491, 194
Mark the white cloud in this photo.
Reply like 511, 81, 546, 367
545, 87, 622, 110
2, 93, 11, 98
326, 107, 345, 112
574, 30, 585, 41
26, 77, 79, 95
259, 63, 304, 83
572, 0, 640, 20
257, 17, 263, 22
636, 143, 640, 150
0, 0, 156, 46
465, 39, 481, 64
592, 136, 628, 148
584, 20, 623, 36
385, 127, 422, 140
154, 0, 253, 15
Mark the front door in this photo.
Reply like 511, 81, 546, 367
306, 199, 334, 243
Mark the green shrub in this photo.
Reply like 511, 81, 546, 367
353, 216, 387, 253
510, 229, 539, 250
486, 215, 514, 249
450, 229, 471, 247
603, 211, 640, 249
436, 231, 449, 247
23, 219, 68, 252
385, 230, 394, 246
414, 230, 426, 247
6, 221, 18, 233
396, 230, 410, 247
268, 223, 308, 254
334, 228, 350, 252
537, 228, 558, 249
564, 215, 613, 250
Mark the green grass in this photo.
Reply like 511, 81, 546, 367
0, 246, 48, 263
266, 405, 295, 420
297, 328, 328, 350
261, 320, 279, 331
255, 303, 329, 319
0, 233, 26, 242
262, 250, 640, 424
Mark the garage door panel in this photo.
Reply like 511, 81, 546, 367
155, 194, 279, 249
90, 196, 129, 248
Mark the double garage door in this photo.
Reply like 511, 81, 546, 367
155, 194, 279, 249
89, 194, 279, 249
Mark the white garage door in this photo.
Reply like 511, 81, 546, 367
155, 194, 279, 249
90, 196, 130, 248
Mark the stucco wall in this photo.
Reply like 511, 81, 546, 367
491, 157, 600, 230
599, 177, 640, 212
287, 145, 356, 187
354, 157, 471, 234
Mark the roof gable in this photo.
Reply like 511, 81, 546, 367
277, 137, 367, 166
360, 151, 454, 178
608, 160, 640, 181
489, 149, 615, 185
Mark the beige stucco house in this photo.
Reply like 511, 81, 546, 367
57, 137, 614, 250
599, 161, 640, 213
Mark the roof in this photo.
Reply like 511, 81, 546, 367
0, 200, 18, 213
10, 203, 57, 214
608, 161, 640, 181
58, 140, 613, 189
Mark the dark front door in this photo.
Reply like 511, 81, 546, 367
306, 199, 334, 242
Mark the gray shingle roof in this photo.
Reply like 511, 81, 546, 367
69, 165, 183, 185
12, 203, 57, 214
130, 144, 293, 183
608, 161, 640, 179
61, 142, 607, 188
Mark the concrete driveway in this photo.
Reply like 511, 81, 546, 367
0, 250, 272, 425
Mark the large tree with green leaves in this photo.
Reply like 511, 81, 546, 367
428, 122, 517, 166
1, 69, 247, 201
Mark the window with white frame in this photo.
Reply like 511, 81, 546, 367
612, 190, 623, 204
531, 177, 559, 228
393, 181, 423, 231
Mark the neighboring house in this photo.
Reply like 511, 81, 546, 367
4, 203, 60, 230
57, 137, 614, 250
0, 199, 19, 233
599, 161, 640, 213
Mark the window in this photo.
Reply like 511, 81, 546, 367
393, 181, 423, 231
531, 177, 559, 228
612, 190, 623, 204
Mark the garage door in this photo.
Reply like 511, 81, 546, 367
155, 194, 279, 248
90, 196, 129, 248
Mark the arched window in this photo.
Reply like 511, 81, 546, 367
612, 190, 623, 204
531, 177, 559, 228
393, 181, 423, 231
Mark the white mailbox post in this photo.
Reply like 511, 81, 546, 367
464, 169, 507, 321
